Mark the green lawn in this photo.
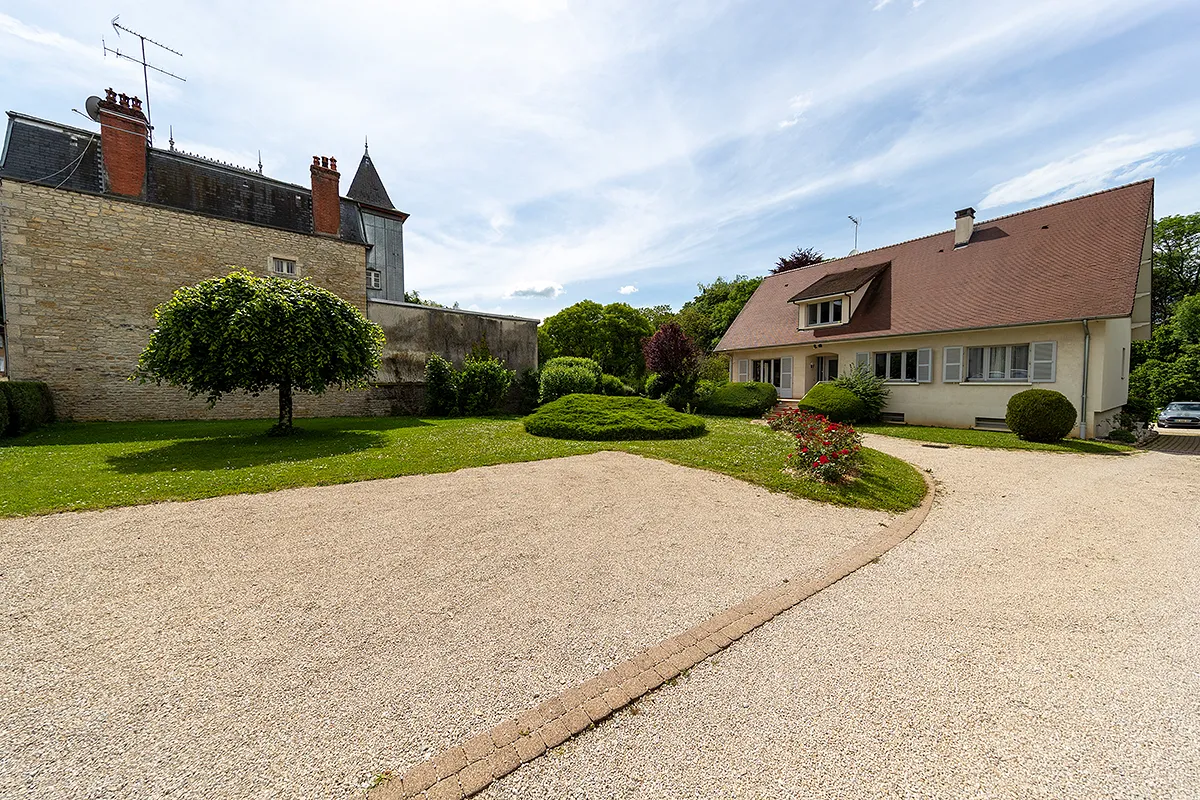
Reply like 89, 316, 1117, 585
857, 424, 1134, 454
0, 415, 926, 517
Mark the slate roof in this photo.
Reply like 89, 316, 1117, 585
0, 112, 369, 244
787, 262, 888, 303
717, 179, 1154, 352
346, 150, 395, 211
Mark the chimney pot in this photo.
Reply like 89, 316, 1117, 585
954, 207, 975, 248
97, 87, 148, 198
329, 157, 337, 171
310, 154, 341, 236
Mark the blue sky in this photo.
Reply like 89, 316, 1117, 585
2, 0, 1198, 319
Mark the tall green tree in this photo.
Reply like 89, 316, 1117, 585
1153, 213, 1200, 324
135, 271, 384, 434
539, 300, 653, 379
680, 275, 764, 351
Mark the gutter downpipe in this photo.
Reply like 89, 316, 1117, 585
1080, 319, 1090, 439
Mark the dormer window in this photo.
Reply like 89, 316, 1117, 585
807, 298, 843, 326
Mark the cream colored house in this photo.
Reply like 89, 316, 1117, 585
716, 180, 1154, 438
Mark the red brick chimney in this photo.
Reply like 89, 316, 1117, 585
310, 156, 341, 236
97, 88, 149, 198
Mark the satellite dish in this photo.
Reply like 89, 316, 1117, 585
84, 96, 102, 123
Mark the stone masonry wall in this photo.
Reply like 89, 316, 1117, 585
0, 180, 382, 421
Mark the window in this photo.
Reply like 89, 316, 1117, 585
367, 269, 382, 291
965, 344, 1029, 381
805, 298, 844, 326
875, 350, 918, 382
271, 257, 296, 276
750, 357, 791, 392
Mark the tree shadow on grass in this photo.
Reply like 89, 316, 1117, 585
104, 422, 419, 474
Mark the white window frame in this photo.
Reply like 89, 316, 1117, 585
367, 269, 382, 291
803, 297, 845, 328
737, 359, 749, 382
943, 346, 963, 383
964, 343, 1031, 382
873, 349, 921, 383
269, 256, 298, 277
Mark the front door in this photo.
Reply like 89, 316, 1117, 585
751, 357, 792, 398
816, 355, 839, 382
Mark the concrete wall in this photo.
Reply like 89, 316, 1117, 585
727, 319, 1133, 438
368, 299, 539, 380
0, 180, 378, 421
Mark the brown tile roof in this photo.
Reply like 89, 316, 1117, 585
787, 262, 889, 303
716, 180, 1153, 351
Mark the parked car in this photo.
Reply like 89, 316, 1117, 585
1157, 402, 1200, 428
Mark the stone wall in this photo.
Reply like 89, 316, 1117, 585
369, 299, 539, 380
0, 180, 374, 421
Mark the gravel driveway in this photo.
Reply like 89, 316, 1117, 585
0, 451, 890, 799
484, 436, 1200, 799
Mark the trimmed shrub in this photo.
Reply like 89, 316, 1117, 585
0, 389, 8, 436
0, 380, 55, 436
457, 356, 514, 416
797, 383, 866, 423
1005, 388, 1077, 442
539, 364, 598, 404
515, 368, 540, 413
644, 372, 664, 399
542, 356, 602, 381
1106, 428, 1136, 443
833, 361, 890, 422
524, 394, 706, 441
699, 381, 778, 417
599, 373, 635, 396
662, 379, 698, 411
423, 354, 458, 416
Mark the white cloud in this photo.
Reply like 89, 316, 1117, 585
618, 285, 638, 294
873, 0, 895, 9
507, 283, 564, 299
979, 131, 1197, 209
912, 0, 926, 8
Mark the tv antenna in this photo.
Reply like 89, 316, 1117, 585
103, 16, 186, 145
847, 215, 861, 254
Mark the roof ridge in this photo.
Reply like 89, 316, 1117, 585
7, 111, 95, 138
771, 178, 1155, 277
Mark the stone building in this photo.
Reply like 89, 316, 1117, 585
0, 89, 538, 421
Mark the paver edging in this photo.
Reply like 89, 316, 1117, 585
369, 470, 937, 800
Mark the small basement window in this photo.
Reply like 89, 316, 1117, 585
271, 257, 297, 276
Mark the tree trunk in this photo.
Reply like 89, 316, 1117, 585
278, 379, 293, 433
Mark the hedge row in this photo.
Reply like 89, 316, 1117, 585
0, 381, 56, 437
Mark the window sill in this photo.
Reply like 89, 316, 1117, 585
798, 322, 847, 330
882, 380, 919, 385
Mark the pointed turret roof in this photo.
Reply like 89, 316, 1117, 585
346, 140, 395, 210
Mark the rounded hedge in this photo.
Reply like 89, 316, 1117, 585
0, 380, 55, 436
797, 383, 865, 423
599, 373, 635, 396
1005, 388, 1077, 442
524, 394, 707, 441
542, 356, 602, 380
699, 381, 778, 417
539, 364, 599, 404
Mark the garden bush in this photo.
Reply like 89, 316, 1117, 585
698, 381, 778, 417
515, 368, 540, 413
833, 361, 890, 422
524, 394, 706, 441
599, 373, 635, 396
797, 383, 865, 423
0, 380, 55, 436
698, 353, 731, 383
1106, 428, 1137, 443
0, 389, 8, 436
542, 356, 602, 381
779, 409, 864, 483
644, 372, 664, 399
539, 364, 599, 404
423, 354, 458, 416
456, 355, 514, 415
1005, 388, 1077, 442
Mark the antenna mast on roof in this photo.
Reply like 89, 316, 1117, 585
103, 16, 186, 145
847, 215, 861, 255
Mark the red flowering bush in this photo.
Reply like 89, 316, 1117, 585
770, 408, 864, 483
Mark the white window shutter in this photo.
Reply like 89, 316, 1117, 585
738, 359, 749, 382
916, 348, 932, 383
855, 352, 869, 368
1031, 341, 1056, 382
780, 357, 792, 391
943, 346, 963, 383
